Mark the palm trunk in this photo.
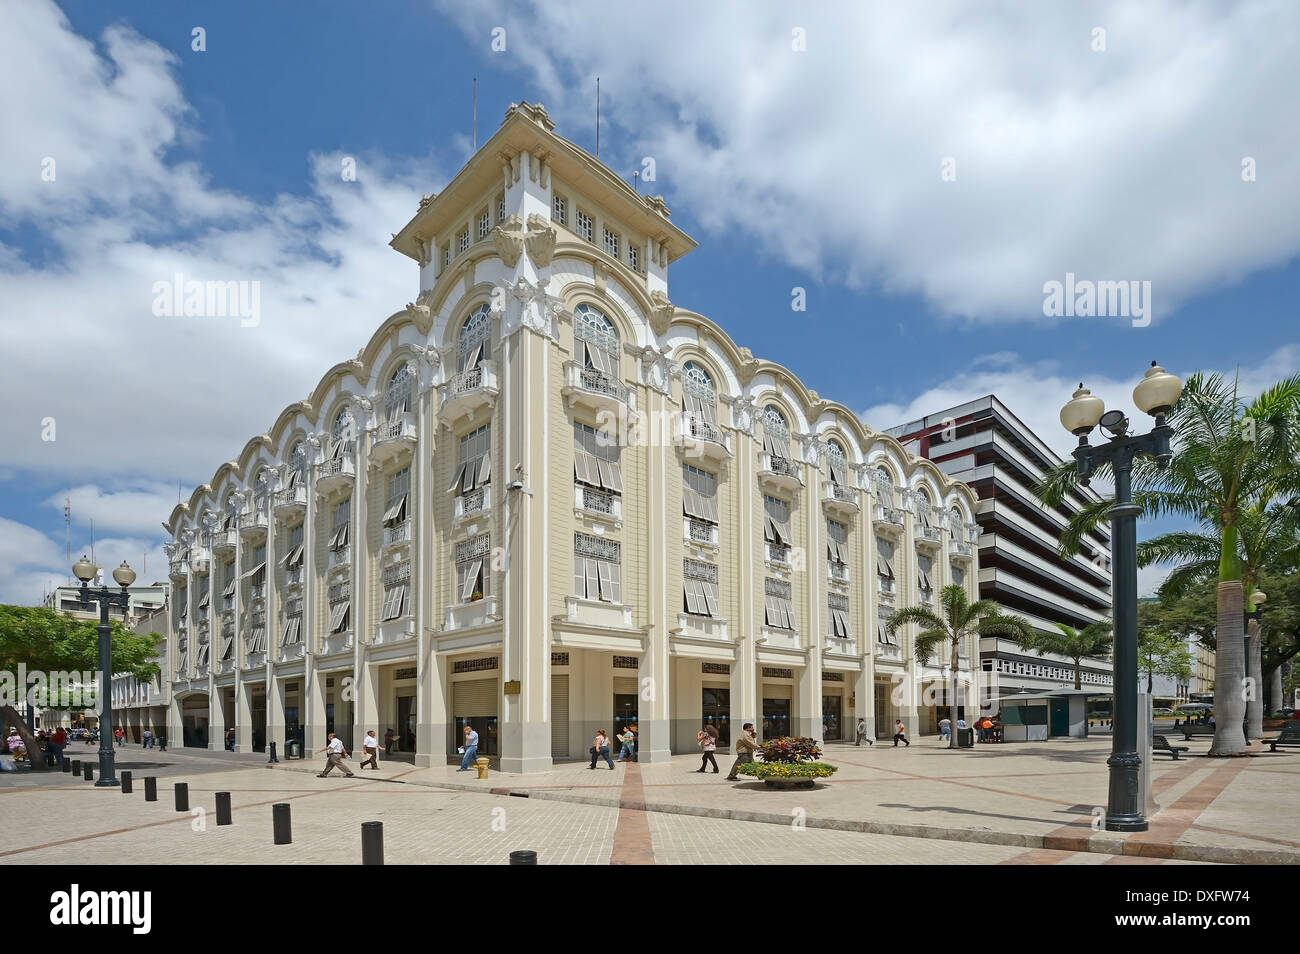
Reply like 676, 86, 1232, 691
1268, 663, 1284, 715
1209, 581, 1248, 756
1074, 658, 1082, 691
1246, 619, 1264, 738
949, 637, 959, 749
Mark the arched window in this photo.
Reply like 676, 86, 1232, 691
762, 405, 791, 462
222, 493, 239, 530
254, 468, 272, 510
825, 439, 848, 485
574, 303, 618, 377
458, 304, 492, 372
682, 361, 718, 433
286, 442, 309, 488
384, 364, 414, 421
915, 487, 935, 530
331, 407, 355, 458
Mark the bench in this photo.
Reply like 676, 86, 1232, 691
1267, 722, 1300, 753
1153, 734, 1189, 760
1180, 724, 1215, 740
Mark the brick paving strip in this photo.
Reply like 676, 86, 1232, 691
608, 761, 655, 865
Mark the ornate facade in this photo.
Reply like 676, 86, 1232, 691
163, 102, 982, 771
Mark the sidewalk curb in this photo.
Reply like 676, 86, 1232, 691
272, 759, 1297, 865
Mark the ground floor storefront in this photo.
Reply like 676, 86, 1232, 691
169, 643, 974, 772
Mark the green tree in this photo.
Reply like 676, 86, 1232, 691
1136, 626, 1194, 696
1038, 371, 1300, 756
885, 584, 1033, 749
1018, 621, 1113, 690
0, 605, 160, 772
1137, 501, 1299, 736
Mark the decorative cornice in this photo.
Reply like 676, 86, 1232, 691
648, 290, 675, 336
735, 347, 761, 388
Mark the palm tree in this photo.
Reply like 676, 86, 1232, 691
1018, 621, 1113, 690
886, 584, 1033, 748
1038, 372, 1300, 756
1137, 502, 1300, 737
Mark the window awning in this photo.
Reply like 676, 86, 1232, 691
241, 562, 266, 579
383, 494, 408, 526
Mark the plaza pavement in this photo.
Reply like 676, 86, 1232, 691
1, 735, 1291, 864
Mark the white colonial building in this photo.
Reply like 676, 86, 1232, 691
162, 103, 983, 771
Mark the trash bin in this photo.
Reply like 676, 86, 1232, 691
287, 740, 302, 760
957, 727, 974, 747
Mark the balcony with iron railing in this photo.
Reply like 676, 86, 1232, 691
328, 545, 351, 569
950, 539, 974, 559
454, 485, 491, 523
821, 480, 860, 517
877, 575, 897, 600
758, 452, 803, 495
439, 362, 499, 426
873, 502, 905, 532
766, 542, 792, 567
561, 361, 636, 419
239, 506, 269, 537
684, 517, 719, 549
384, 520, 411, 549
273, 485, 307, 517
829, 561, 850, 585
677, 416, 732, 464
316, 455, 356, 493
211, 529, 238, 554
372, 413, 419, 462
825, 636, 858, 657
574, 484, 622, 525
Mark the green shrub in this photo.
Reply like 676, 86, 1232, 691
735, 762, 837, 779
757, 736, 823, 764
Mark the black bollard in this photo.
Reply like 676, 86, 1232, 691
71, 759, 81, 774
144, 776, 158, 801
267, 741, 279, 764
215, 792, 232, 826
62, 758, 72, 773
509, 850, 538, 865
361, 821, 384, 865
84, 765, 94, 782
121, 771, 133, 794
272, 803, 292, 844
174, 782, 189, 812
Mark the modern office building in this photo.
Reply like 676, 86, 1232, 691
163, 102, 983, 772
886, 397, 1114, 699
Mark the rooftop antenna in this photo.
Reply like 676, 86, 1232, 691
64, 497, 71, 564
633, 169, 640, 194
472, 77, 478, 152
595, 76, 601, 158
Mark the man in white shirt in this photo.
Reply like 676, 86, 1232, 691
360, 730, 384, 770
316, 732, 354, 778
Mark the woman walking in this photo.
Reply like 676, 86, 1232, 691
696, 726, 719, 774
589, 729, 616, 769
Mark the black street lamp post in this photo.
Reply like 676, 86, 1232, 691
1059, 362, 1183, 832
72, 555, 136, 788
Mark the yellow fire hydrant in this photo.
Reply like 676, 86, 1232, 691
475, 756, 490, 779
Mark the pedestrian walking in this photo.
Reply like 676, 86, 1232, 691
157, 733, 167, 751
456, 725, 479, 771
939, 717, 951, 741
696, 726, 719, 773
225, 728, 236, 751
359, 730, 384, 770
725, 722, 761, 780
855, 717, 872, 747
384, 728, 395, 753
589, 730, 615, 769
143, 729, 153, 749
892, 720, 909, 747
114, 727, 124, 747
316, 732, 354, 778
47, 726, 66, 768
616, 726, 636, 762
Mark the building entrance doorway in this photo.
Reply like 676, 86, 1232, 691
762, 698, 790, 740
396, 694, 416, 755
701, 687, 730, 746
613, 692, 638, 756
874, 683, 891, 740
822, 695, 842, 740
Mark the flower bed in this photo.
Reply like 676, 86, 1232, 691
734, 762, 837, 780
736, 736, 838, 788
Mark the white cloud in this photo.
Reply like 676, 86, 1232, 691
436, 0, 1300, 322
43, 483, 182, 538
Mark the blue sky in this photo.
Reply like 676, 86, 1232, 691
2, 0, 1298, 602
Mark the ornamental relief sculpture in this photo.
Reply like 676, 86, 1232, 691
523, 213, 556, 266
648, 290, 675, 336
490, 215, 525, 267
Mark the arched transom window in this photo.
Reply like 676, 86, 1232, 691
330, 407, 355, 458
762, 405, 791, 462
825, 439, 848, 485
384, 364, 415, 421
458, 304, 492, 372
682, 361, 718, 430
285, 442, 309, 488
574, 303, 618, 377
